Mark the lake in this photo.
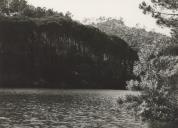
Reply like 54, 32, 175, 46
0, 89, 176, 128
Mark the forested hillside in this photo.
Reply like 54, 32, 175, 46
0, 0, 137, 89
88, 18, 171, 50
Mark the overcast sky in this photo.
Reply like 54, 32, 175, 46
28, 0, 170, 35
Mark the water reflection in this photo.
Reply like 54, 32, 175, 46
0, 90, 176, 128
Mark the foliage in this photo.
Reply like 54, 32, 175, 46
119, 55, 178, 121
139, 0, 178, 38
0, 0, 69, 18
123, 39, 178, 121
121, 33, 178, 121
117, 0, 178, 121
126, 80, 140, 90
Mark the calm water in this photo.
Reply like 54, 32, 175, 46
0, 89, 176, 128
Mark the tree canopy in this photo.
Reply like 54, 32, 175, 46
140, 0, 178, 38
0, 0, 68, 18
117, 0, 178, 122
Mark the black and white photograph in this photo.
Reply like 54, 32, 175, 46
0, 0, 178, 127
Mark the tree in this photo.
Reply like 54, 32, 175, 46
120, 0, 178, 121
21, 5, 35, 17
0, 0, 10, 15
139, 0, 178, 39
139, 0, 178, 100
0, 0, 63, 18
9, 0, 27, 13
65, 11, 73, 19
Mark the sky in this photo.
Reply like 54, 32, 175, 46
27, 0, 171, 35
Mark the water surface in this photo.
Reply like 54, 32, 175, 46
0, 89, 176, 128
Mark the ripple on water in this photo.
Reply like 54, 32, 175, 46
0, 89, 174, 128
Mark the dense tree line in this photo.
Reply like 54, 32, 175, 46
0, 0, 137, 89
